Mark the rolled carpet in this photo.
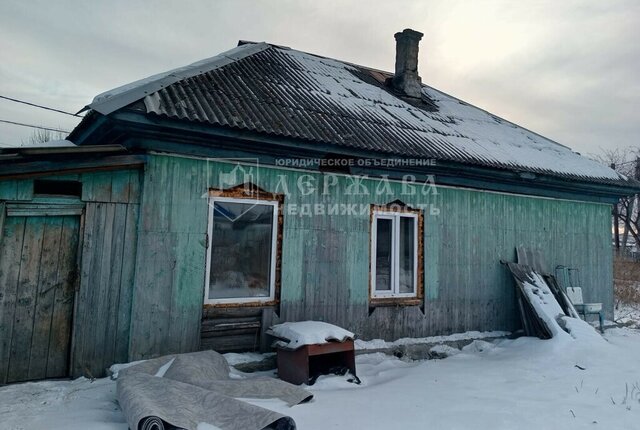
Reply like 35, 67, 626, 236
117, 350, 311, 430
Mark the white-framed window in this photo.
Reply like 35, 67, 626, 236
371, 210, 418, 298
204, 196, 279, 305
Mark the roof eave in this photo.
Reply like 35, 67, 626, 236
87, 110, 639, 203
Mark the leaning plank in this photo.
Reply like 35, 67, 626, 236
507, 262, 568, 340
515, 293, 533, 337
516, 246, 548, 274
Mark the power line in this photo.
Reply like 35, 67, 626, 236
0, 95, 81, 117
0, 119, 71, 134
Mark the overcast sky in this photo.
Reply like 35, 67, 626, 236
0, 0, 638, 156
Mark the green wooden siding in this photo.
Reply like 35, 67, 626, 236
0, 156, 615, 369
0, 179, 33, 201
129, 157, 207, 359
128, 154, 613, 359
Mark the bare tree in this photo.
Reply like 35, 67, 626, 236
21, 129, 67, 146
594, 147, 640, 252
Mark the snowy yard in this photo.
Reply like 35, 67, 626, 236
2, 325, 640, 430
615, 303, 640, 328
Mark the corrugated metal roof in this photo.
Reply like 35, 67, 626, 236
87, 42, 627, 185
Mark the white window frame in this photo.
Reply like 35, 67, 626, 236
371, 210, 418, 298
204, 196, 279, 305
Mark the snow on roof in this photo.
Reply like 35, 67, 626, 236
268, 321, 354, 349
87, 43, 269, 116
10, 139, 76, 148
85, 42, 626, 185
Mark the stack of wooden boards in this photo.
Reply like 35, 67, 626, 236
506, 262, 580, 339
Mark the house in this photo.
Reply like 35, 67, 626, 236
1, 29, 637, 383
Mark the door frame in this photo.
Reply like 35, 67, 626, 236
0, 201, 85, 380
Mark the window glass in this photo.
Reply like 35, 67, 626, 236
399, 216, 415, 294
209, 201, 274, 299
371, 211, 419, 299
375, 218, 392, 291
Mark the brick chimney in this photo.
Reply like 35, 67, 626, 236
392, 29, 424, 98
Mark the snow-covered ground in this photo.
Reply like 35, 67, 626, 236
615, 302, 640, 328
2, 327, 640, 430
354, 330, 508, 350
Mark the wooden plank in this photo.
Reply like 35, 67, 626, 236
110, 171, 132, 203
99, 203, 126, 373
88, 172, 112, 203
0, 155, 146, 180
0, 202, 6, 244
27, 217, 64, 380
7, 217, 45, 382
0, 216, 26, 383
128, 231, 176, 360
71, 202, 139, 377
0, 181, 18, 200
75, 203, 104, 377
200, 327, 260, 338
172, 233, 206, 353
260, 308, 275, 351
87, 203, 115, 376
46, 216, 79, 378
114, 203, 139, 363
80, 172, 94, 202
201, 317, 261, 329
307, 339, 354, 356
127, 170, 142, 203
71, 203, 96, 376
202, 306, 263, 319
6, 203, 84, 217
199, 334, 260, 352
16, 181, 33, 200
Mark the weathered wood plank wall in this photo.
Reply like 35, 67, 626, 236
0, 169, 141, 378
129, 157, 207, 359
128, 154, 613, 360
0, 214, 80, 383
70, 169, 141, 377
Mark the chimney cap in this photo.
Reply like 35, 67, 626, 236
394, 28, 424, 41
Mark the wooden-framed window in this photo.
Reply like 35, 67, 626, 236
204, 193, 280, 305
370, 204, 423, 305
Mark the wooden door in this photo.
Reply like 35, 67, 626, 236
0, 214, 80, 383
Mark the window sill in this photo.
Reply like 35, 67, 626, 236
203, 299, 279, 309
369, 297, 422, 307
